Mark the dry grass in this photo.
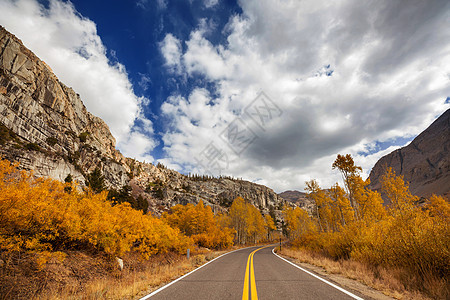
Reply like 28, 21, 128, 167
278, 247, 442, 300
38, 249, 223, 300
0, 248, 224, 300
2, 244, 270, 300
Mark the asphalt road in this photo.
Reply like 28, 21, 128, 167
142, 245, 365, 300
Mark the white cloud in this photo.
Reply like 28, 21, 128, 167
0, 0, 157, 160
160, 0, 450, 192
204, 0, 219, 9
160, 33, 183, 74
183, 30, 230, 79
118, 130, 156, 162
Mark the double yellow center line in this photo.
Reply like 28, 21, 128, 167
242, 245, 271, 300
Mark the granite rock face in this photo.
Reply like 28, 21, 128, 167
368, 109, 450, 199
0, 26, 286, 215
0, 26, 129, 188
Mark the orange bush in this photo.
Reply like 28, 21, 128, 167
0, 158, 191, 259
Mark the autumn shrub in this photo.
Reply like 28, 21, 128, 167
0, 158, 191, 260
353, 200, 449, 278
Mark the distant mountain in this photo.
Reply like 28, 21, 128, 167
278, 190, 307, 202
368, 109, 450, 199
278, 190, 314, 213
0, 26, 286, 215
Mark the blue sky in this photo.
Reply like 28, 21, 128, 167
65, 0, 242, 159
1, 0, 449, 192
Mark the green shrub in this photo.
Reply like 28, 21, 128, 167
0, 123, 14, 145
46, 136, 58, 146
85, 167, 105, 193
79, 132, 89, 143
25, 142, 40, 152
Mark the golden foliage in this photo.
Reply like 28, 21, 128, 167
282, 205, 316, 243
229, 197, 268, 244
283, 155, 450, 297
264, 214, 277, 240
0, 158, 191, 260
162, 200, 235, 249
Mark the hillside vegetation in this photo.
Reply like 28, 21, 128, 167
282, 154, 449, 299
0, 157, 278, 255
0, 157, 277, 298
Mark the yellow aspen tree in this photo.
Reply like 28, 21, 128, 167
282, 205, 316, 244
329, 183, 354, 228
426, 194, 450, 221
352, 177, 386, 223
264, 214, 276, 241
332, 154, 362, 218
305, 179, 332, 232
253, 206, 266, 243
229, 197, 247, 244
381, 167, 418, 216
245, 203, 260, 244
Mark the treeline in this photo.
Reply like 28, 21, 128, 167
0, 158, 275, 266
81, 167, 148, 212
283, 154, 449, 297
185, 173, 243, 182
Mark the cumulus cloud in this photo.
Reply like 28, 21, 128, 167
160, 0, 450, 192
0, 0, 156, 159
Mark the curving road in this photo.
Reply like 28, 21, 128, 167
141, 245, 365, 300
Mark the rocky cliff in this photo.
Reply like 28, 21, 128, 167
368, 109, 450, 199
0, 26, 129, 188
0, 26, 286, 215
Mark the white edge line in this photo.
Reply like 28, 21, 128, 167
139, 246, 260, 299
272, 248, 364, 300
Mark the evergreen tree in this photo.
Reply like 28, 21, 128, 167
86, 167, 105, 193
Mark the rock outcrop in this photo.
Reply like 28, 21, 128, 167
0, 26, 286, 215
368, 109, 450, 199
